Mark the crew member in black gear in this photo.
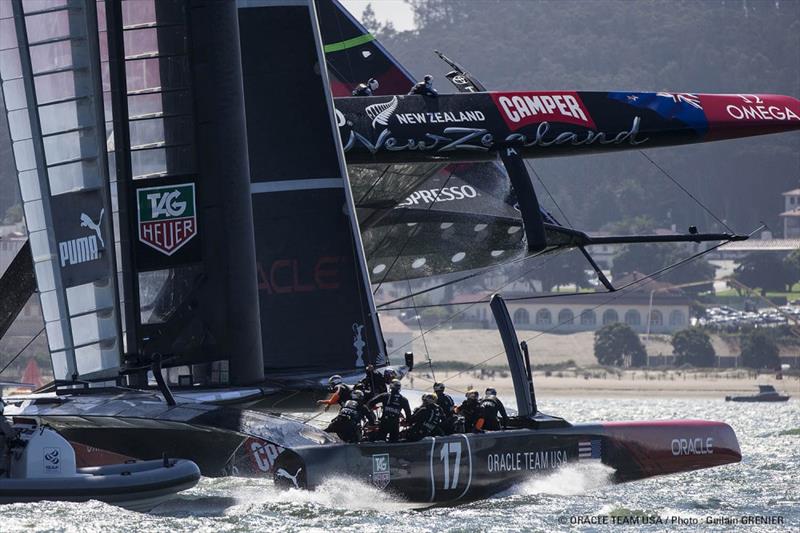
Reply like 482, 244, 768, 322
480, 387, 509, 430
455, 389, 484, 432
360, 364, 387, 402
0, 399, 20, 475
433, 382, 456, 434
317, 374, 351, 411
408, 74, 438, 97
368, 379, 411, 442
405, 393, 445, 441
352, 78, 379, 96
323, 399, 375, 443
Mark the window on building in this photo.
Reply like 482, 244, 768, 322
558, 308, 574, 325
649, 310, 663, 326
580, 309, 596, 326
625, 309, 641, 326
535, 308, 551, 325
513, 308, 530, 325
669, 310, 685, 326
602, 309, 618, 325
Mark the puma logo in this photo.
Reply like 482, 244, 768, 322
80, 208, 105, 248
276, 467, 302, 489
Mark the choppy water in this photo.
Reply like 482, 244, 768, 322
3, 397, 798, 532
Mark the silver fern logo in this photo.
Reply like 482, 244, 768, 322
365, 96, 398, 129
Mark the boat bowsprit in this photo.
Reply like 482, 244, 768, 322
0, 422, 201, 512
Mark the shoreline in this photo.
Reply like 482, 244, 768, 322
405, 371, 800, 399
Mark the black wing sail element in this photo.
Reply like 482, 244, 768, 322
238, 0, 385, 375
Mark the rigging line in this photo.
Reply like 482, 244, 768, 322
523, 159, 573, 228
376, 251, 537, 309
441, 238, 734, 383
638, 150, 733, 233
372, 168, 458, 296
355, 165, 392, 206
385, 250, 569, 358
0, 327, 45, 378
405, 264, 436, 382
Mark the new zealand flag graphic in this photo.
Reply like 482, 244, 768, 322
608, 92, 709, 136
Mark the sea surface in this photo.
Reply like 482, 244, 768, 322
3, 397, 798, 532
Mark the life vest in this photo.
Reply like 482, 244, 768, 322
437, 393, 455, 414
383, 392, 404, 417
337, 404, 360, 423
480, 398, 501, 419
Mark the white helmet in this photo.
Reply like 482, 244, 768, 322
344, 400, 359, 409
368, 78, 379, 91
328, 375, 343, 389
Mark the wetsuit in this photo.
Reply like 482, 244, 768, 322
360, 370, 387, 402
318, 383, 352, 408
405, 404, 445, 441
436, 393, 456, 434
408, 81, 438, 97
479, 397, 509, 431
368, 391, 411, 442
456, 397, 484, 432
352, 83, 374, 97
324, 403, 374, 443
0, 411, 17, 476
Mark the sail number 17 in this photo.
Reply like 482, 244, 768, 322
439, 441, 462, 489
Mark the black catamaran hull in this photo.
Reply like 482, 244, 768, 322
335, 91, 800, 164
273, 420, 741, 503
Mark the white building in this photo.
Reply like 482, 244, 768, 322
449, 283, 690, 334
781, 188, 800, 238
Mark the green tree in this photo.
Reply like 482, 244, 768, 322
528, 249, 592, 292
733, 253, 797, 295
672, 328, 716, 367
2, 204, 22, 224
594, 323, 647, 368
612, 243, 717, 294
740, 329, 781, 369
784, 249, 800, 289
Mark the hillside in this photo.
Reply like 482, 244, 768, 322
370, 0, 800, 234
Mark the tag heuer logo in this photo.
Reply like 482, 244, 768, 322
371, 453, 390, 489
137, 183, 197, 255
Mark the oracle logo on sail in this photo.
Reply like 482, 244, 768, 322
492, 92, 596, 130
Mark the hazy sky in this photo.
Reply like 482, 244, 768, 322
340, 0, 415, 31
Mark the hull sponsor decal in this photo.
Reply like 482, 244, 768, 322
578, 439, 602, 461
371, 453, 391, 489
492, 91, 595, 130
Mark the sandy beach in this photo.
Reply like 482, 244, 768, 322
394, 328, 800, 399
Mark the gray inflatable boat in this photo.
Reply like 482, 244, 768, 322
0, 423, 201, 512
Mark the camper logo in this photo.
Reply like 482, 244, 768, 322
137, 183, 197, 255
371, 453, 390, 489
